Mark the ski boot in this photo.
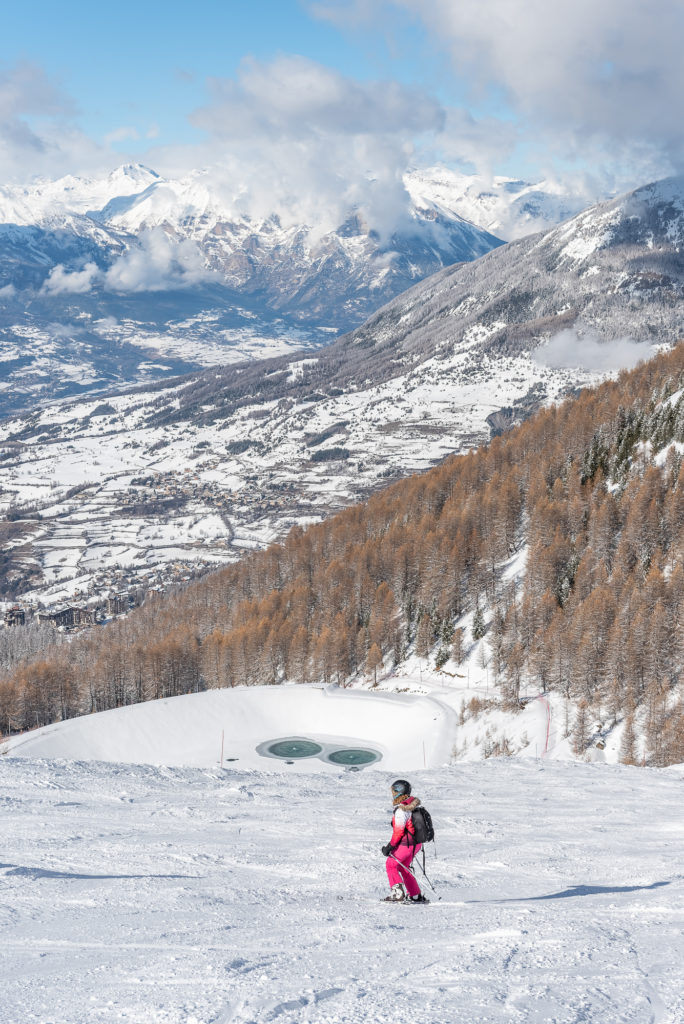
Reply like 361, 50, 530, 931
408, 893, 429, 904
383, 884, 405, 902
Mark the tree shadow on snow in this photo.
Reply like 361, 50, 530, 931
0, 863, 198, 881
475, 880, 672, 904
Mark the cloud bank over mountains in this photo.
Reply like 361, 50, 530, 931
1, 1, 681, 241
188, 55, 447, 239
0, 54, 515, 242
0, 57, 459, 240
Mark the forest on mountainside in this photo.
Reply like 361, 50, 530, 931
3, 345, 684, 765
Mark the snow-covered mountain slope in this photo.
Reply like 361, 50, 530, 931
2, 747, 683, 1024
0, 165, 503, 416
406, 166, 594, 240
0, 346, 595, 606
345, 174, 684, 367
0, 164, 161, 225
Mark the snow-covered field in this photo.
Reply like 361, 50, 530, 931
3, 683, 684, 1023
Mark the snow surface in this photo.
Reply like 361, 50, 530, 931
2, 738, 684, 1023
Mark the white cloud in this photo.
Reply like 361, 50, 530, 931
104, 126, 140, 146
533, 329, 657, 371
309, 0, 385, 27
187, 55, 450, 239
406, 1, 681, 173
42, 262, 101, 295
312, 1, 682, 187
0, 61, 71, 121
0, 62, 108, 182
40, 232, 211, 296
104, 230, 211, 292
0, 283, 16, 298
435, 107, 517, 178
93, 316, 119, 332
47, 323, 84, 340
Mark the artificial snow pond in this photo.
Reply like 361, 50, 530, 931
257, 737, 382, 766
3, 684, 454, 772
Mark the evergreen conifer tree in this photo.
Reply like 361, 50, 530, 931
472, 604, 486, 641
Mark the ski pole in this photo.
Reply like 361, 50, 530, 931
388, 852, 439, 896
414, 856, 438, 895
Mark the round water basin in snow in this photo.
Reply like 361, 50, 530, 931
266, 739, 323, 759
326, 748, 380, 766
256, 735, 383, 767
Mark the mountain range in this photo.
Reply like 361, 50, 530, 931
0, 164, 601, 418
1, 174, 681, 606
0, 164, 511, 416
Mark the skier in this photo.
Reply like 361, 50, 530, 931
381, 779, 428, 903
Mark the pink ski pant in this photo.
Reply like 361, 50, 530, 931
386, 843, 422, 897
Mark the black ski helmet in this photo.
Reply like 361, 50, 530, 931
391, 779, 411, 797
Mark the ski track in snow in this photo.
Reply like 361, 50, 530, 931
2, 756, 684, 1024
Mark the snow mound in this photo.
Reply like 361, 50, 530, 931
3, 684, 455, 771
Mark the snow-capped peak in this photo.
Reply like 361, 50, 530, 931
0, 165, 165, 226
107, 163, 160, 186
405, 166, 599, 240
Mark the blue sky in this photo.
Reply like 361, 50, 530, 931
2, 1, 452, 150
0, 0, 681, 221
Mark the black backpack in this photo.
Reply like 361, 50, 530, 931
411, 806, 434, 845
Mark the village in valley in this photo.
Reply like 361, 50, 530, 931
0, 453, 334, 634
2, 555, 209, 633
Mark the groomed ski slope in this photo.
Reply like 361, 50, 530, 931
1, 679, 684, 1024
2, 723, 684, 1021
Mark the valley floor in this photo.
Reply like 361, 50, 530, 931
1, 756, 683, 1023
